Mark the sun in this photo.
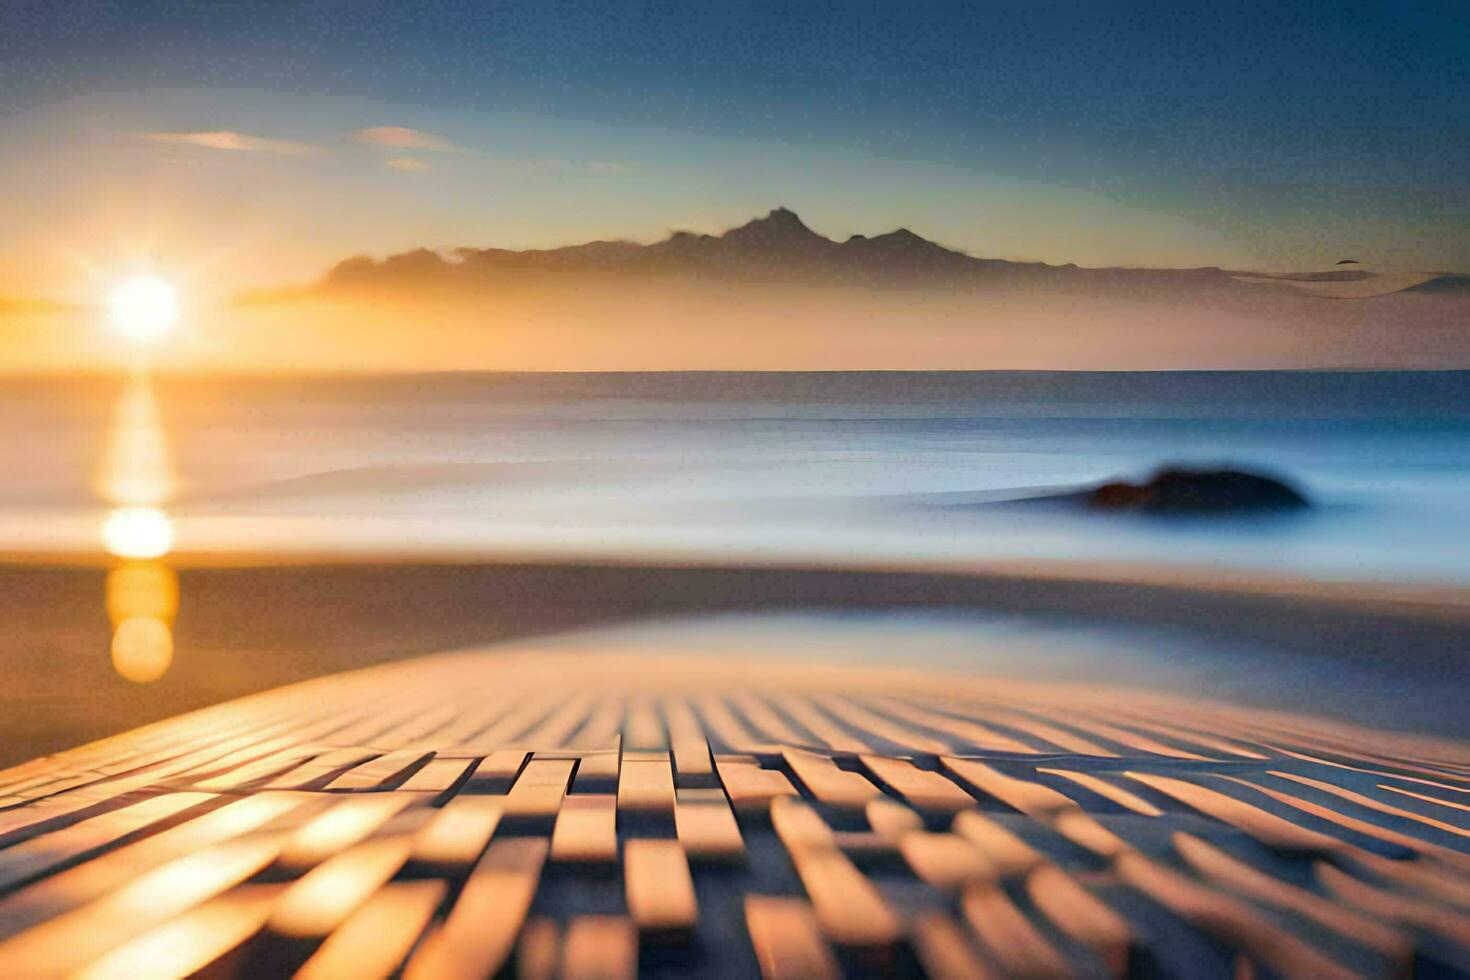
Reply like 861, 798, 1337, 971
109, 276, 179, 344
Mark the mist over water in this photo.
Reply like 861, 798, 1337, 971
3, 370, 1469, 584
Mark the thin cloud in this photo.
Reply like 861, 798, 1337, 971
505, 158, 633, 176
354, 126, 458, 152
143, 131, 317, 155
387, 157, 431, 172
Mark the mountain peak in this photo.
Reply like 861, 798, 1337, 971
730, 206, 815, 235
719, 206, 832, 252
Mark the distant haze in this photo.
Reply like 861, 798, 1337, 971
4, 208, 1468, 371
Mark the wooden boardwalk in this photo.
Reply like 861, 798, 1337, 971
0, 647, 1466, 977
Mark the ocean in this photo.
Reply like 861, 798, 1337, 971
3, 370, 1469, 584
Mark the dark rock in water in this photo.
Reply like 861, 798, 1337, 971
1088, 466, 1309, 514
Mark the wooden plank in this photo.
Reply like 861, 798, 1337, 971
0, 835, 286, 975
1346, 848, 1470, 908
899, 832, 995, 891
1116, 853, 1355, 980
665, 700, 717, 787
782, 749, 879, 809
771, 798, 900, 950
675, 788, 745, 863
1268, 770, 1470, 839
694, 696, 761, 752
0, 794, 150, 849
268, 834, 415, 938
957, 705, 1116, 757
624, 839, 698, 939
515, 917, 559, 980
396, 757, 473, 794
276, 796, 414, 872
402, 837, 548, 979
0, 792, 213, 894
70, 884, 281, 980
502, 759, 575, 832
519, 694, 595, 748
865, 798, 923, 840
942, 758, 1075, 817
1378, 782, 1470, 812
463, 750, 529, 794
570, 750, 620, 794
193, 748, 321, 791
1316, 862, 1470, 952
1219, 775, 1470, 871
778, 697, 870, 753
714, 757, 797, 816
909, 910, 997, 980
624, 699, 667, 751
425, 696, 517, 748
1051, 810, 1130, 860
951, 810, 1045, 878
1125, 772, 1342, 853
867, 697, 1039, 754
1031, 711, 1209, 760
569, 698, 625, 750
861, 756, 974, 812
617, 755, 676, 821
411, 796, 503, 869
770, 795, 837, 850
1086, 706, 1269, 759
550, 795, 618, 864
819, 697, 950, 754
744, 896, 839, 980
961, 884, 1072, 978
295, 881, 445, 980
1026, 865, 1133, 977
1173, 833, 1407, 962
0, 792, 310, 943
371, 704, 463, 748
786, 844, 900, 950
731, 695, 807, 746
324, 750, 434, 791
562, 915, 637, 980
262, 748, 381, 790
1037, 768, 1163, 816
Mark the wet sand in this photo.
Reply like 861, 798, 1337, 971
2, 555, 1468, 768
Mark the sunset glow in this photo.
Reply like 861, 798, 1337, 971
101, 506, 174, 560
108, 277, 178, 345
0, 6, 1467, 975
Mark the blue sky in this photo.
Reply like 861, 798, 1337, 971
3, 1, 1468, 296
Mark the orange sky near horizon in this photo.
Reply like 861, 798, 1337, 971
5, 274, 1469, 373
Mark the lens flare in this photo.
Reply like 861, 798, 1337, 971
110, 615, 173, 683
109, 277, 178, 345
106, 561, 179, 623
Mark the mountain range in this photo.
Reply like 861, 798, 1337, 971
318, 207, 1467, 299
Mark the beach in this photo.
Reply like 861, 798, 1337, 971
8, 369, 1470, 763
6, 553, 1469, 769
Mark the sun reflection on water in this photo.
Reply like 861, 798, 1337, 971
110, 613, 174, 683
98, 369, 179, 683
95, 374, 176, 507
101, 506, 174, 559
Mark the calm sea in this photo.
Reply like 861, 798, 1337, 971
3, 370, 1469, 584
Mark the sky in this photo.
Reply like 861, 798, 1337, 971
2, 0, 1469, 303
